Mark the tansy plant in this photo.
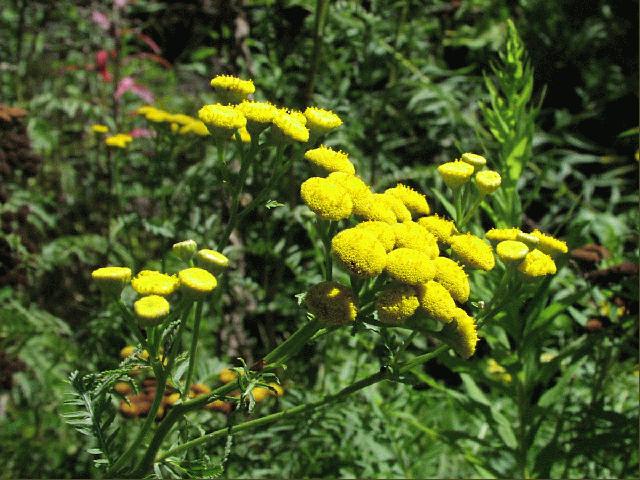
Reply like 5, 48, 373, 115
66, 70, 567, 478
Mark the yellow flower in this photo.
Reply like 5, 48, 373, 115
441, 308, 478, 359
376, 283, 420, 324
303, 106, 342, 136
210, 75, 255, 103
219, 368, 239, 384
437, 160, 474, 189
232, 126, 251, 143
496, 240, 529, 262
284, 109, 307, 126
91, 266, 132, 294
272, 111, 309, 143
136, 105, 157, 115
235, 100, 277, 134
449, 234, 495, 271
172, 240, 197, 261
393, 222, 439, 258
198, 104, 246, 139
331, 228, 387, 277
385, 248, 436, 285
531, 229, 568, 255
120, 345, 136, 359
354, 221, 396, 252
356, 193, 397, 224
461, 152, 487, 170
105, 133, 133, 148
486, 228, 521, 242
166, 113, 196, 125
131, 270, 180, 296
178, 267, 218, 297
142, 108, 171, 123
475, 170, 502, 195
518, 249, 557, 277
179, 120, 210, 136
327, 172, 372, 215
486, 358, 512, 383
197, 249, 230, 270
417, 280, 457, 324
417, 215, 457, 244
134, 295, 170, 326
252, 386, 271, 403
384, 184, 430, 217
91, 124, 109, 134
433, 257, 470, 303
268, 382, 285, 397
305, 281, 357, 325
304, 145, 355, 175
379, 193, 412, 222
300, 177, 353, 220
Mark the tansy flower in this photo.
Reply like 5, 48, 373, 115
120, 345, 136, 359
516, 231, 540, 248
189, 383, 212, 398
417, 215, 456, 244
327, 172, 372, 215
219, 368, 240, 384
91, 124, 109, 133
486, 228, 521, 242
475, 170, 501, 195
518, 249, 557, 277
354, 221, 396, 252
433, 257, 470, 303
105, 133, 133, 148
136, 105, 157, 115
233, 126, 251, 143
178, 267, 218, 297
304, 145, 355, 175
252, 386, 271, 403
486, 358, 512, 383
376, 283, 420, 324
385, 248, 436, 285
385, 184, 430, 217
441, 308, 478, 359
268, 382, 285, 397
198, 104, 246, 139
449, 234, 495, 271
179, 120, 210, 136
236, 100, 277, 134
134, 295, 170, 326
272, 111, 309, 143
356, 193, 396, 224
437, 160, 474, 189
393, 222, 439, 258
305, 281, 357, 326
114, 382, 132, 396
379, 193, 412, 222
197, 249, 230, 270
131, 270, 179, 296
91, 266, 132, 294
172, 240, 197, 262
461, 152, 487, 170
284, 108, 307, 126
331, 228, 387, 277
417, 280, 457, 324
531, 229, 568, 255
167, 113, 197, 125
496, 240, 529, 262
300, 177, 353, 220
142, 108, 171, 123
304, 106, 342, 136
210, 75, 255, 103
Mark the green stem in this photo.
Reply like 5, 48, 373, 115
460, 194, 485, 228
304, 0, 330, 103
263, 320, 322, 366
184, 301, 203, 396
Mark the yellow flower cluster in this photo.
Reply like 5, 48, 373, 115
300, 177, 353, 220
91, 124, 109, 134
134, 295, 170, 326
376, 283, 420, 324
272, 110, 309, 143
137, 106, 210, 136
437, 153, 501, 195
105, 133, 133, 148
198, 104, 247, 139
210, 75, 255, 103
385, 184, 430, 217
305, 281, 357, 326
385, 248, 436, 285
449, 233, 496, 271
304, 145, 355, 175
441, 308, 478, 359
304, 107, 343, 137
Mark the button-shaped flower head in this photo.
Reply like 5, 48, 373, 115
272, 110, 309, 144
300, 177, 353, 221
437, 160, 474, 189
197, 249, 230, 271
385, 248, 436, 285
327, 172, 372, 216
417, 280, 457, 324
305, 281, 357, 326
356, 193, 397, 224
303, 107, 342, 137
496, 240, 529, 263
178, 267, 218, 298
304, 145, 355, 175
198, 104, 246, 140
91, 266, 132, 295
433, 257, 470, 304
354, 221, 396, 252
441, 308, 478, 359
531, 229, 568, 256
376, 283, 420, 324
210, 75, 255, 103
331, 228, 387, 278
235, 100, 277, 135
134, 295, 170, 326
105, 133, 133, 149
461, 152, 487, 170
172, 240, 198, 262
131, 270, 180, 296
475, 170, 502, 195
517, 249, 557, 277
384, 183, 430, 218
417, 215, 457, 244
486, 228, 521, 242
393, 221, 439, 258
449, 233, 495, 271
378, 193, 412, 222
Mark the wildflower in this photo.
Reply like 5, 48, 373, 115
105, 133, 133, 148
120, 345, 136, 358
304, 145, 355, 175
496, 240, 529, 262
385, 248, 436, 285
167, 113, 196, 125
518, 249, 557, 277
134, 295, 170, 326
376, 284, 419, 324
461, 152, 487, 170
252, 386, 271, 403
198, 104, 246, 140
531, 229, 568, 255
91, 266, 132, 295
189, 383, 212, 398
331, 228, 387, 277
417, 280, 457, 324
384, 184, 430, 217
236, 100, 277, 134
475, 170, 502, 195
142, 108, 170, 123
393, 221, 439, 258
441, 308, 478, 359
178, 267, 218, 297
449, 234, 495, 271
197, 249, 230, 270
357, 193, 397, 224
284, 109, 307, 126
433, 257, 469, 303
378, 193, 412, 222
354, 221, 396, 252
268, 382, 285, 397
219, 368, 239, 384
327, 172, 372, 215
486, 228, 521, 242
486, 358, 512, 383
300, 177, 353, 220
304, 106, 342, 136
233, 126, 251, 143
165, 392, 181, 406
437, 160, 474, 189
179, 120, 210, 136
91, 124, 109, 134
272, 110, 309, 144
172, 240, 197, 262
210, 75, 255, 103
305, 281, 357, 325
417, 215, 456, 244
131, 270, 179, 296
114, 382, 132, 395
119, 399, 140, 418
516, 231, 540, 248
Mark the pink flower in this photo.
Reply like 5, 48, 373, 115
115, 76, 155, 103
114, 0, 128, 8
95, 50, 112, 82
91, 11, 111, 31
129, 128, 155, 138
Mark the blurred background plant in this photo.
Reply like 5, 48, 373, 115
0, 0, 637, 478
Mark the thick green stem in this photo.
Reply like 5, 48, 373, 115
304, 0, 330, 103
183, 301, 203, 396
